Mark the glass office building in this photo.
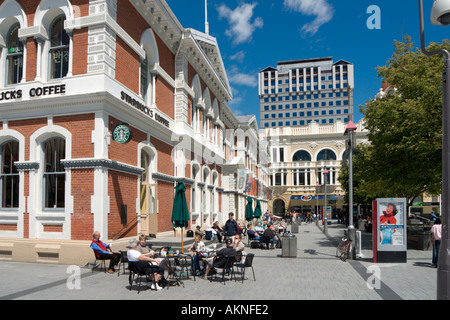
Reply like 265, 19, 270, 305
259, 57, 354, 128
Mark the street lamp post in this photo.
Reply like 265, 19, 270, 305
316, 183, 319, 226
323, 168, 329, 235
419, 0, 450, 300
345, 120, 358, 260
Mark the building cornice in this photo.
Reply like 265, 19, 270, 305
61, 158, 144, 176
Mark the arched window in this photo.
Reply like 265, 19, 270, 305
192, 165, 200, 213
292, 150, 311, 162
49, 16, 69, 79
44, 138, 65, 208
6, 24, 23, 85
140, 29, 159, 106
317, 149, 337, 161
1, 141, 19, 208
140, 58, 149, 101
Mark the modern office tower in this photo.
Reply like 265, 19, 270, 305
259, 57, 354, 128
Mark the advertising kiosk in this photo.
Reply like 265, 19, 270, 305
372, 198, 407, 263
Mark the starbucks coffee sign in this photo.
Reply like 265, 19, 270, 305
112, 123, 132, 144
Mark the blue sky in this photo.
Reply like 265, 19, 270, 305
167, 0, 450, 126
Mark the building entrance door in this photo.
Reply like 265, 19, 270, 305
140, 182, 157, 235
273, 199, 285, 216
140, 151, 157, 236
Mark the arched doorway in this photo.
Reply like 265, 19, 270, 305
140, 148, 157, 236
273, 199, 285, 216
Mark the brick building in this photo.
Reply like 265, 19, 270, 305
0, 0, 269, 264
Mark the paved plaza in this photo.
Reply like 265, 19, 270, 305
0, 221, 437, 301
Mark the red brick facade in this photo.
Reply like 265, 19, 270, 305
0, 0, 267, 249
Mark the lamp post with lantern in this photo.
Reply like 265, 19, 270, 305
419, 0, 450, 300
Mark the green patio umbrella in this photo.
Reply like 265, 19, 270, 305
245, 197, 254, 222
171, 181, 190, 253
254, 199, 262, 219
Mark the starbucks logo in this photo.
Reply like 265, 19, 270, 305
112, 123, 132, 144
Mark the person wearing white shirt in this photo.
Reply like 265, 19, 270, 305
127, 239, 163, 290
431, 218, 442, 268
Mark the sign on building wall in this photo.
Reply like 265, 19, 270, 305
112, 123, 132, 144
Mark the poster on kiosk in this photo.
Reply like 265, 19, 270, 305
373, 198, 407, 263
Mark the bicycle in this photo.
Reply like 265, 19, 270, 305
336, 231, 352, 262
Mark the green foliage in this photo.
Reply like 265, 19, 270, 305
340, 37, 448, 205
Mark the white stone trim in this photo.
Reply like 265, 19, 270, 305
0, 123, 25, 238
28, 120, 73, 240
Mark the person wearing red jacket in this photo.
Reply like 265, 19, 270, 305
90, 231, 121, 273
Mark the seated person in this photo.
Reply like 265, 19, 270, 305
254, 224, 264, 233
136, 234, 151, 254
90, 231, 121, 273
261, 225, 276, 249
136, 234, 171, 274
127, 239, 164, 291
247, 225, 261, 241
204, 238, 236, 278
194, 225, 203, 239
233, 234, 246, 263
212, 221, 223, 242
277, 221, 287, 234
188, 235, 206, 275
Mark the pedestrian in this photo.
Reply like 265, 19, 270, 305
431, 210, 437, 222
431, 217, 442, 268
224, 212, 239, 242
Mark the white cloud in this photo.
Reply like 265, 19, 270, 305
229, 50, 246, 63
228, 66, 258, 87
229, 72, 257, 87
283, 0, 334, 36
217, 3, 263, 45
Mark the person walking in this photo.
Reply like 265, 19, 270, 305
224, 212, 239, 242
431, 217, 442, 268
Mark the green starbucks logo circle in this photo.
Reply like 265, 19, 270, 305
112, 123, 132, 144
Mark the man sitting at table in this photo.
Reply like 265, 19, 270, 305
203, 238, 236, 278
247, 225, 262, 241
261, 224, 276, 249
90, 231, 121, 274
127, 239, 164, 291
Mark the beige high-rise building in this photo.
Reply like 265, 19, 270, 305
259, 57, 354, 129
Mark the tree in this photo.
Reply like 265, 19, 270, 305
344, 37, 447, 205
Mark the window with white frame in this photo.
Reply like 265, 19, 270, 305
6, 24, 23, 85
1, 141, 19, 208
49, 16, 69, 79
43, 138, 65, 209
140, 57, 148, 101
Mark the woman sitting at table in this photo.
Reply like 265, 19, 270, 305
212, 221, 223, 242
188, 235, 206, 275
136, 234, 171, 276
233, 234, 246, 263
